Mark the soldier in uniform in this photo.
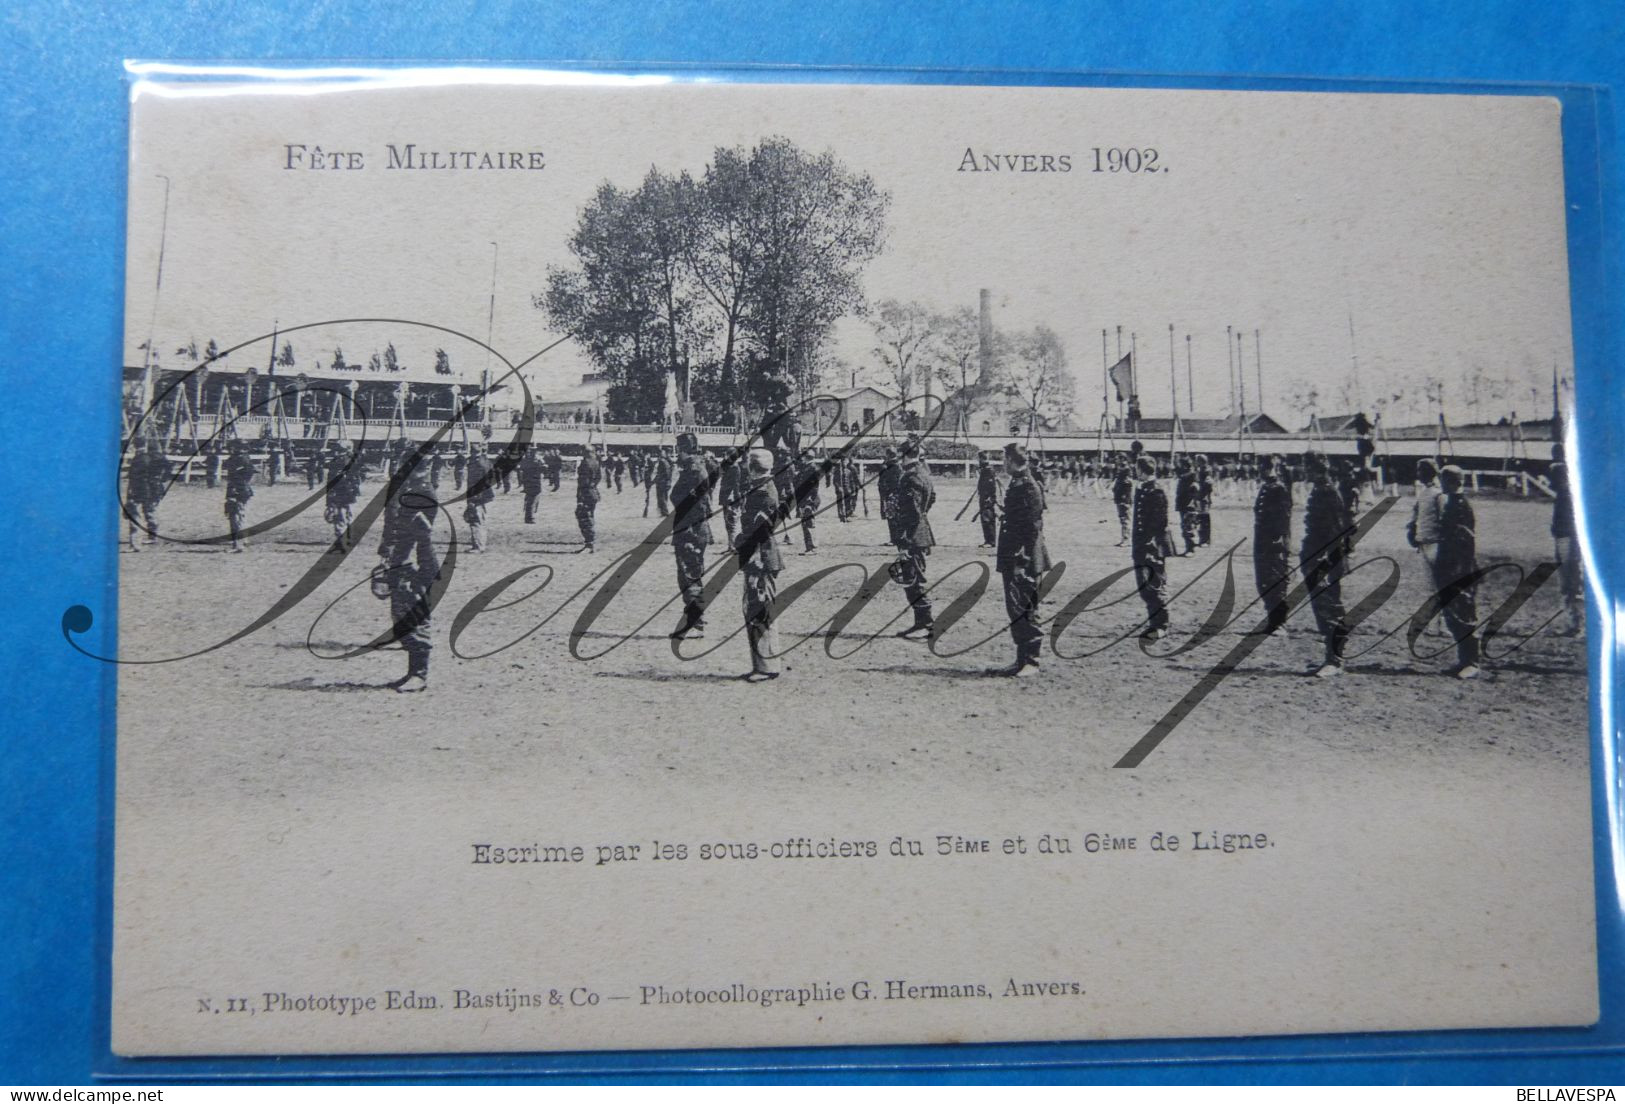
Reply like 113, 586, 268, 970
736, 448, 784, 681
323, 442, 363, 551
576, 446, 602, 552
669, 433, 716, 639
1131, 455, 1170, 640
451, 448, 467, 491
612, 452, 626, 494
222, 440, 259, 553
1174, 456, 1199, 556
1549, 443, 1582, 635
794, 451, 821, 553
718, 449, 743, 547
123, 437, 171, 552
376, 447, 440, 693
990, 443, 1048, 676
1299, 451, 1353, 677
975, 455, 1001, 549
653, 447, 674, 516
1112, 458, 1134, 546
1251, 454, 1293, 635
463, 444, 495, 552
1434, 465, 1482, 679
545, 448, 562, 492
1195, 454, 1214, 546
891, 438, 937, 640
878, 446, 902, 547
519, 446, 546, 524
304, 446, 322, 490
844, 457, 862, 520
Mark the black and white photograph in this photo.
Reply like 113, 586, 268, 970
108, 77, 1596, 1056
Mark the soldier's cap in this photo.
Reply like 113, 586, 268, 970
746, 448, 774, 474
1440, 464, 1466, 481
676, 431, 699, 453
899, 438, 922, 460
1136, 456, 1157, 476
1304, 450, 1329, 470
1003, 442, 1028, 466
883, 446, 898, 459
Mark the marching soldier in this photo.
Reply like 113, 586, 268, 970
376, 447, 440, 693
795, 452, 821, 553
545, 447, 562, 492
1112, 458, 1134, 546
1174, 456, 1199, 556
1434, 465, 1482, 679
123, 437, 171, 552
323, 442, 363, 551
1251, 454, 1292, 634
990, 443, 1048, 676
718, 449, 743, 546
222, 440, 259, 553
576, 446, 602, 552
463, 444, 495, 552
1299, 451, 1353, 677
1131, 455, 1170, 641
519, 446, 546, 523
975, 455, 1001, 549
736, 447, 784, 682
669, 433, 716, 640
890, 438, 936, 640
1550, 443, 1582, 635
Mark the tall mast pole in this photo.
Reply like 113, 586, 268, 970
1236, 329, 1247, 420
1185, 334, 1193, 414
483, 241, 498, 425
140, 174, 172, 431
1225, 324, 1235, 417
1254, 328, 1263, 416
1168, 323, 1178, 455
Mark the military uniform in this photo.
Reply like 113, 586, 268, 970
795, 455, 821, 552
1299, 462, 1353, 673
1434, 470, 1481, 674
324, 446, 363, 550
1195, 457, 1214, 546
1251, 463, 1292, 632
223, 446, 259, 552
995, 447, 1049, 672
670, 436, 716, 638
878, 453, 902, 546
1112, 465, 1133, 544
377, 461, 441, 691
519, 448, 546, 523
1174, 462, 1199, 555
653, 452, 674, 516
463, 450, 496, 551
736, 455, 784, 679
576, 450, 602, 550
718, 453, 743, 546
1550, 452, 1582, 633
1131, 466, 1170, 637
892, 449, 937, 637
976, 460, 1001, 548
124, 442, 171, 550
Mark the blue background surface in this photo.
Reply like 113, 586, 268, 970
3, 0, 1623, 1085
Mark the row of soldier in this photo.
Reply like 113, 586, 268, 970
123, 432, 1580, 691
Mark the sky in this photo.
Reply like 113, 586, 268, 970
123, 76, 1575, 430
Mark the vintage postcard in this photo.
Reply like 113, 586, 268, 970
109, 74, 1596, 1056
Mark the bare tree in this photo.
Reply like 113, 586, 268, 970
928, 305, 1004, 436
868, 299, 935, 405
1002, 325, 1076, 435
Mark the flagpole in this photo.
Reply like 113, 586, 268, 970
1101, 328, 1109, 426
1225, 324, 1235, 418
140, 174, 172, 436
1254, 328, 1263, 417
1168, 324, 1178, 457
1185, 334, 1193, 415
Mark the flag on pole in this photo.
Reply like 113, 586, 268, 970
1107, 353, 1134, 402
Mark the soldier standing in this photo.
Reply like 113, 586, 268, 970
304, 446, 321, 490
975, 455, 1001, 549
1112, 458, 1134, 546
1174, 456, 1199, 556
123, 438, 171, 552
576, 446, 602, 552
519, 446, 545, 524
223, 440, 259, 553
794, 452, 821, 553
1195, 454, 1214, 546
1299, 451, 1353, 677
669, 433, 716, 639
323, 442, 363, 551
736, 448, 784, 681
376, 449, 440, 693
1550, 443, 1582, 635
718, 449, 743, 546
878, 446, 902, 548
612, 453, 626, 494
653, 448, 674, 516
1406, 458, 1444, 575
463, 444, 495, 551
451, 448, 467, 491
990, 443, 1048, 676
891, 439, 937, 640
1131, 455, 1170, 641
1434, 465, 1482, 679
1251, 454, 1292, 634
